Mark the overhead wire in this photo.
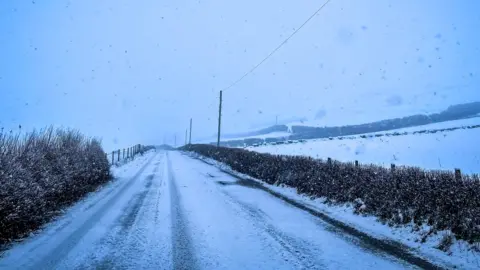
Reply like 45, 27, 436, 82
220, 0, 332, 93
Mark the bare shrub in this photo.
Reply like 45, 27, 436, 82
438, 232, 454, 252
0, 127, 110, 246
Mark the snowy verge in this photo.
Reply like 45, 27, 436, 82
185, 152, 480, 270
0, 151, 156, 257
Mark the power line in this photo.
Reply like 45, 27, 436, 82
221, 0, 332, 93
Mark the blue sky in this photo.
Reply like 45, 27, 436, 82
1, 0, 479, 150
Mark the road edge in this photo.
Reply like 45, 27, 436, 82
184, 151, 448, 270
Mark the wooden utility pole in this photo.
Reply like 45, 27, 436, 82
189, 118, 192, 144
217, 90, 223, 147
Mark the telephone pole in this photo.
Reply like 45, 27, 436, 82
217, 90, 223, 147
189, 118, 192, 144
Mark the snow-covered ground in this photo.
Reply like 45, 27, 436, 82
196, 131, 291, 144
286, 117, 480, 134
166, 152, 415, 269
367, 117, 480, 134
223, 131, 291, 141
269, 186, 480, 270
250, 120, 480, 174
194, 154, 480, 270
0, 150, 426, 269
0, 151, 170, 269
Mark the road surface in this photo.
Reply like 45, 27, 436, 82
0, 151, 418, 269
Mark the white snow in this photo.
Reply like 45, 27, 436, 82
2, 149, 474, 269
196, 131, 291, 144
250, 124, 480, 174
0, 151, 170, 269
367, 117, 480, 134
285, 117, 480, 135
265, 184, 480, 270
168, 152, 412, 269
224, 131, 291, 141
193, 154, 480, 269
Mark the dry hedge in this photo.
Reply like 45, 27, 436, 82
0, 127, 110, 246
183, 144, 480, 243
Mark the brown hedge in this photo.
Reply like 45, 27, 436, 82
182, 144, 480, 243
0, 128, 111, 247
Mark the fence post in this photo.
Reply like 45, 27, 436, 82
111, 151, 114, 164
123, 149, 125, 160
455, 168, 461, 180
355, 160, 359, 167
117, 149, 120, 162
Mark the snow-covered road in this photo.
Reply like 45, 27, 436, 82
0, 151, 419, 269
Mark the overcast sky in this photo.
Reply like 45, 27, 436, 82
1, 0, 479, 150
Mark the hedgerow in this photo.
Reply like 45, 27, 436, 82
182, 144, 480, 244
0, 127, 110, 247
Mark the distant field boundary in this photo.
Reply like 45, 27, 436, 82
218, 122, 480, 148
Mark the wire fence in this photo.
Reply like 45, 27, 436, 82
106, 144, 154, 166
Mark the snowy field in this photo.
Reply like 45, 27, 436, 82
250, 119, 480, 174
367, 117, 480, 134
224, 131, 291, 141
197, 131, 291, 144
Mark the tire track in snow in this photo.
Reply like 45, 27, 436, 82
167, 152, 198, 270
195, 155, 440, 269
220, 191, 326, 270
89, 158, 167, 269
27, 153, 158, 270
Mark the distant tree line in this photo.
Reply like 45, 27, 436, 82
215, 101, 480, 147
289, 101, 480, 140
219, 125, 289, 140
